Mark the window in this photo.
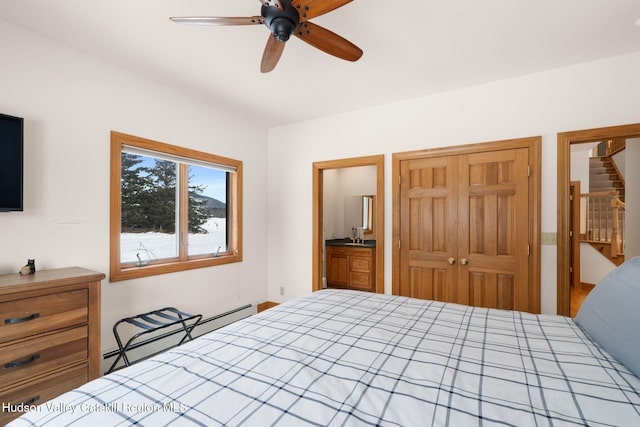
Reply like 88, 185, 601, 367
110, 131, 242, 281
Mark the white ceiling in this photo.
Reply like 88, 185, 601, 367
2, 0, 640, 127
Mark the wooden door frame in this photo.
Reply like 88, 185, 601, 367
392, 136, 542, 312
557, 123, 640, 316
569, 181, 581, 290
312, 155, 385, 293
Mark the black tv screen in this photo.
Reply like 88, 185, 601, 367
0, 113, 24, 212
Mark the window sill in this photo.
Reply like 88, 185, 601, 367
110, 254, 241, 282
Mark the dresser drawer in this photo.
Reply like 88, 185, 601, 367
326, 246, 349, 256
0, 363, 88, 425
0, 289, 88, 344
349, 272, 373, 290
1, 326, 88, 387
349, 248, 373, 257
350, 257, 372, 272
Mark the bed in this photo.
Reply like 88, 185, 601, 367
9, 259, 640, 426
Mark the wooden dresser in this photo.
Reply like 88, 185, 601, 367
0, 267, 104, 424
326, 245, 376, 292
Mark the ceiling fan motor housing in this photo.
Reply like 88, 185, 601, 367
262, 2, 300, 42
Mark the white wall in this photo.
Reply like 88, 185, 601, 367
580, 243, 616, 285
612, 149, 626, 180
0, 21, 269, 356
570, 147, 591, 236
570, 143, 595, 189
267, 51, 640, 313
322, 169, 340, 241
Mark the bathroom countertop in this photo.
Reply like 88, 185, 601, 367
325, 238, 376, 248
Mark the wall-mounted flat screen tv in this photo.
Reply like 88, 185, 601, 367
0, 113, 24, 212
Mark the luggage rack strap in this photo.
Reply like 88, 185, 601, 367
123, 317, 155, 330
139, 314, 169, 326
106, 307, 202, 374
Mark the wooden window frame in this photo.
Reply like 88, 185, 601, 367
109, 131, 242, 282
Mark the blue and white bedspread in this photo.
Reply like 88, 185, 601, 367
10, 290, 640, 426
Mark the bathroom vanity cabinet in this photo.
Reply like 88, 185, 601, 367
326, 243, 375, 292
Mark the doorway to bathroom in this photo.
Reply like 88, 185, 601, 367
312, 155, 385, 293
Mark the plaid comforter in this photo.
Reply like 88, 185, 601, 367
10, 289, 640, 426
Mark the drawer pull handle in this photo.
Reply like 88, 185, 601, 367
23, 395, 41, 406
4, 313, 40, 324
2, 396, 40, 413
5, 353, 40, 369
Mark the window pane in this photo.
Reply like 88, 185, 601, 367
120, 153, 178, 264
188, 164, 228, 256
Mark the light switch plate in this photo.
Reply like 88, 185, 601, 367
541, 232, 557, 245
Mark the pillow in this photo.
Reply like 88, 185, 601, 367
575, 256, 640, 378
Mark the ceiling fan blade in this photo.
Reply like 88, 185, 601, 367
170, 16, 264, 26
294, 22, 362, 62
261, 35, 286, 73
291, 0, 352, 21
259, 0, 284, 10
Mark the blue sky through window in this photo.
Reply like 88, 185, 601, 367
189, 165, 227, 203
135, 155, 227, 203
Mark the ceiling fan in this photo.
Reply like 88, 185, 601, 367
170, 0, 363, 73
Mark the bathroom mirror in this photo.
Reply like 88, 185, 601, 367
344, 195, 374, 236
362, 195, 374, 234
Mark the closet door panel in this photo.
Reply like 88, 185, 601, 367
457, 148, 530, 311
399, 157, 457, 302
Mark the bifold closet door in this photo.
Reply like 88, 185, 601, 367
398, 148, 531, 311
456, 149, 530, 311
398, 156, 458, 303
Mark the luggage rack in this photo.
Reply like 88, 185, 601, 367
106, 307, 202, 374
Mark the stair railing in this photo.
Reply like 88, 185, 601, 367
605, 138, 626, 156
610, 196, 625, 258
580, 191, 624, 256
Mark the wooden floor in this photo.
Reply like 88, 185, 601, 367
570, 286, 593, 318
257, 301, 279, 313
